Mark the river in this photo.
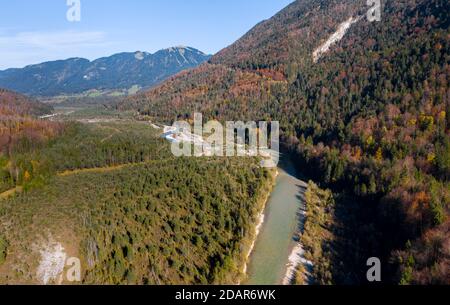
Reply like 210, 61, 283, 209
245, 155, 307, 285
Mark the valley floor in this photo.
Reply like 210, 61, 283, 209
0, 119, 276, 285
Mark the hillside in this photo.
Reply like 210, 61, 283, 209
0, 89, 62, 190
0, 88, 60, 155
0, 89, 52, 116
0, 47, 211, 97
120, 0, 450, 284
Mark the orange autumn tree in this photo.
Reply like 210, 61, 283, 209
406, 191, 432, 234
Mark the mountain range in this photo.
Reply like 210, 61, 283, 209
0, 46, 211, 97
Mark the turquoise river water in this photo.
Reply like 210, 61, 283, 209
245, 156, 306, 285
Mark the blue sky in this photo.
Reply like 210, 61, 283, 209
0, 0, 293, 70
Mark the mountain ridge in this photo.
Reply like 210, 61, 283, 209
0, 46, 211, 97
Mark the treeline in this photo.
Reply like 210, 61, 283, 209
294, 181, 389, 285
294, 181, 336, 285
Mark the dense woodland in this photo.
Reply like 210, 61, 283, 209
121, 0, 450, 284
0, 89, 65, 192
0, 118, 273, 284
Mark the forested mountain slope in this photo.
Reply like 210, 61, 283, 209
0, 89, 52, 117
0, 89, 63, 192
121, 0, 450, 284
